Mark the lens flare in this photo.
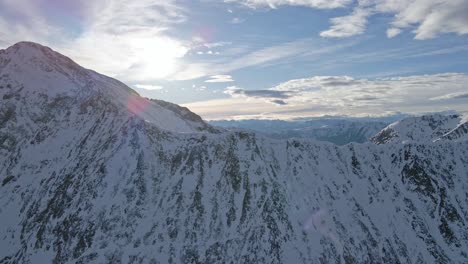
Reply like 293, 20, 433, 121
127, 94, 149, 115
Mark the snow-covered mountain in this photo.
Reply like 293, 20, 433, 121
0, 42, 214, 135
210, 119, 389, 145
1, 42, 468, 263
371, 114, 467, 144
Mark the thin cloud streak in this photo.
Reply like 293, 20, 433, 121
134, 84, 164, 90
226, 0, 352, 9
205, 75, 235, 83
172, 38, 356, 81
430, 92, 468, 101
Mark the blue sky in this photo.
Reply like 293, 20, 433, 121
1, 0, 467, 119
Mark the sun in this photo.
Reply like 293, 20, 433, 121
129, 36, 188, 80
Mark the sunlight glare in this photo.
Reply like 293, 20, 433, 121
130, 36, 188, 80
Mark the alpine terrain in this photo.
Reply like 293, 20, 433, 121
1, 42, 467, 263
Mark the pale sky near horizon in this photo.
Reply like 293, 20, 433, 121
1, 0, 468, 119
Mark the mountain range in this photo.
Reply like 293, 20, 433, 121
210, 119, 390, 145
1, 42, 467, 263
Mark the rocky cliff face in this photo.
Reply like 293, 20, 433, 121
1, 42, 467, 264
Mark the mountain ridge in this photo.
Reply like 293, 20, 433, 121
1, 42, 467, 264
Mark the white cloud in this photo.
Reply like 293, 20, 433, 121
173, 38, 352, 80
203, 42, 232, 48
376, 0, 468, 40
224, 39, 311, 69
407, 45, 468, 58
430, 92, 468, 101
185, 73, 468, 119
320, 8, 371, 38
205, 75, 235, 83
331, 0, 468, 39
230, 0, 468, 39
134, 84, 164, 90
386, 28, 402, 38
226, 0, 352, 9
192, 84, 207, 91
230, 17, 245, 24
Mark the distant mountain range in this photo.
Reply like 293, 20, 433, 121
211, 112, 467, 146
1, 42, 467, 263
210, 119, 391, 145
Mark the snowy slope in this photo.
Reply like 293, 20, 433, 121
438, 115, 468, 142
1, 42, 468, 264
370, 114, 465, 144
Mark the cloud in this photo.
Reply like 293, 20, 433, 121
134, 84, 164, 90
386, 28, 402, 38
378, 0, 468, 40
185, 73, 468, 119
225, 86, 293, 98
430, 92, 468, 101
223, 40, 311, 69
192, 84, 207, 91
271, 99, 288, 105
230, 0, 468, 39
230, 17, 245, 24
407, 45, 468, 58
203, 42, 232, 49
351, 95, 379, 101
273, 76, 357, 90
226, 0, 352, 9
205, 75, 235, 83
333, 1, 468, 39
320, 8, 371, 38
172, 38, 354, 80
224, 86, 297, 104
197, 50, 220, 55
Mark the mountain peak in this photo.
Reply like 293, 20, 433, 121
0, 41, 95, 99
0, 41, 215, 133
9, 41, 49, 50
3, 41, 83, 73
5, 41, 59, 63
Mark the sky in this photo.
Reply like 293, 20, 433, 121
1, 0, 468, 120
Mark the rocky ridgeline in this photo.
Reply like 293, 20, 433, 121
0, 42, 467, 263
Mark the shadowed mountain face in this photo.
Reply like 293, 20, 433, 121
1, 42, 467, 264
